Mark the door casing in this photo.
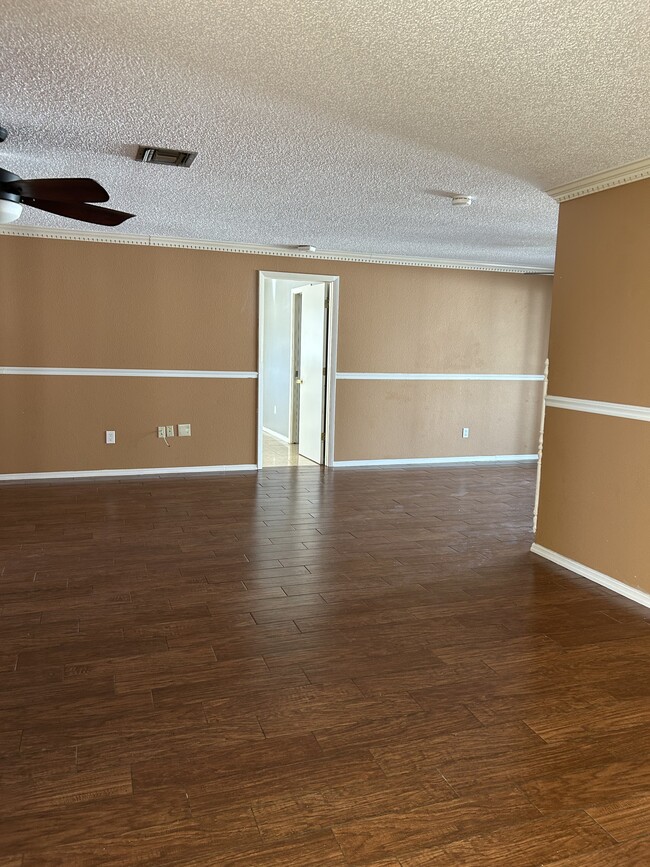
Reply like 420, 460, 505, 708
257, 270, 340, 469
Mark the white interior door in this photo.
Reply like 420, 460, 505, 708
297, 284, 327, 463
290, 294, 302, 444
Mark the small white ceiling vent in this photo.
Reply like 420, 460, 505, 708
136, 146, 198, 167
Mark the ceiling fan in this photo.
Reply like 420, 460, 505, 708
0, 125, 135, 227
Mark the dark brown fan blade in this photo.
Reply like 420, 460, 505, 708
4, 177, 110, 203
26, 199, 135, 226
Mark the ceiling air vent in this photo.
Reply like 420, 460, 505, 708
135, 146, 198, 167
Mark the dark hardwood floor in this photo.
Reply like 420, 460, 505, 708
0, 463, 649, 866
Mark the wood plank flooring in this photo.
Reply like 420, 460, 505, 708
0, 463, 648, 865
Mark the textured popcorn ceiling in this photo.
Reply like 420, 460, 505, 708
1, 0, 648, 269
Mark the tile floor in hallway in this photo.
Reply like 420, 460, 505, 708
263, 431, 319, 467
0, 462, 649, 865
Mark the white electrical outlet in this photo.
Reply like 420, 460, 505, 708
166, 425, 175, 437
157, 426, 166, 438
178, 423, 191, 437
462, 427, 470, 438
105, 430, 116, 444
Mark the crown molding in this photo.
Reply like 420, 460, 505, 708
546, 156, 650, 202
0, 224, 552, 274
0, 224, 151, 245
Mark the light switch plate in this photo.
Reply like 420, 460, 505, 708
178, 423, 191, 437
166, 425, 175, 437
105, 430, 115, 444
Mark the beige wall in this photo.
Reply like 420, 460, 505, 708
538, 409, 650, 587
0, 234, 552, 473
546, 180, 650, 406
0, 376, 256, 473
337, 268, 550, 374
335, 380, 544, 461
1, 240, 257, 370
536, 178, 650, 593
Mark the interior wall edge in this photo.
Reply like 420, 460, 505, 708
531, 543, 650, 610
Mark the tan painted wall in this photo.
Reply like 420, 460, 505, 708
536, 178, 650, 594
0, 235, 552, 472
0, 376, 257, 473
537, 409, 650, 589
546, 179, 650, 406
0, 238, 257, 370
337, 268, 550, 374
335, 380, 544, 461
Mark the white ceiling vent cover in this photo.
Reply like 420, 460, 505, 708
135, 146, 198, 167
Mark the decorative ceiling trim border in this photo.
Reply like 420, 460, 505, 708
0, 225, 150, 246
546, 156, 650, 203
0, 225, 553, 274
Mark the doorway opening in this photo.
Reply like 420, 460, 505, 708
258, 270, 339, 468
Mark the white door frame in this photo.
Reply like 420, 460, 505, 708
258, 270, 340, 469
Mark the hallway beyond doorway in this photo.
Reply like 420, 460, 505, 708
258, 270, 340, 469
262, 432, 318, 467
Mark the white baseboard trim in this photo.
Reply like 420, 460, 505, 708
333, 454, 538, 467
531, 543, 650, 609
0, 464, 258, 481
262, 427, 291, 444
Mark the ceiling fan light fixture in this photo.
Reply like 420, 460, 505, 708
0, 198, 22, 224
